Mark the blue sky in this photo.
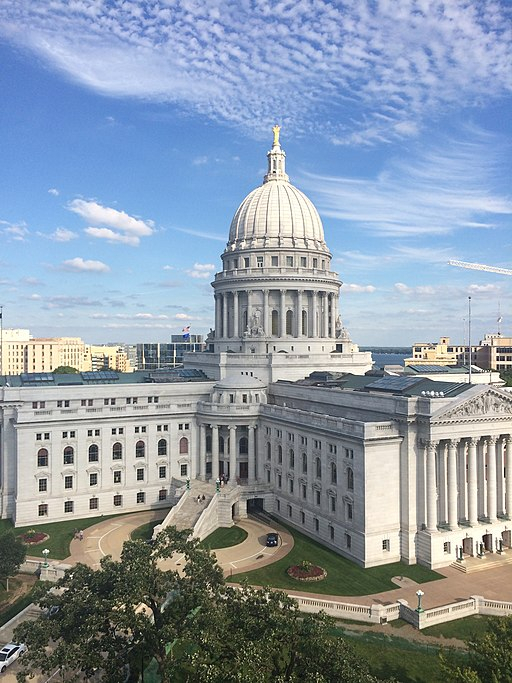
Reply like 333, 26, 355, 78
0, 0, 511, 346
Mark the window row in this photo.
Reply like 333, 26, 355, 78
36, 438, 189, 466
227, 255, 326, 270
37, 464, 176, 491
37, 489, 169, 516
37, 425, 186, 440
266, 445, 353, 488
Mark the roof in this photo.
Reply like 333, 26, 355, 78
0, 368, 210, 388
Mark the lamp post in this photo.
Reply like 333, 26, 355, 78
416, 589, 424, 613
42, 548, 50, 568
186, 477, 190, 491
215, 477, 221, 493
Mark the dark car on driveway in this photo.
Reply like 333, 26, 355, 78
266, 532, 279, 547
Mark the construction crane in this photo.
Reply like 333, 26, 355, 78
448, 260, 512, 276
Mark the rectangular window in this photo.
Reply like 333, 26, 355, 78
137, 492, 145, 504
62, 431, 68, 438
330, 526, 334, 541
289, 479, 294, 494
113, 471, 122, 484
88, 429, 93, 437
300, 256, 307, 267
89, 473, 98, 486
286, 256, 293, 267
266, 470, 270, 483
69, 431, 76, 438
383, 539, 390, 551
64, 475, 73, 489
300, 511, 305, 524
301, 484, 306, 499
37, 452, 48, 467
330, 497, 336, 512
63, 452, 74, 465
159, 466, 167, 479
89, 497, 99, 510
276, 499, 280, 511
313, 258, 318, 268
315, 490, 320, 505
347, 502, 353, 520
344, 448, 354, 459
64, 501, 74, 513
244, 257, 250, 268
287, 504, 292, 518
271, 256, 278, 266
278, 474, 282, 489
136, 468, 145, 481
345, 533, 352, 549
159, 489, 167, 501
180, 464, 188, 477
113, 494, 123, 507
443, 541, 451, 554
45, 433, 50, 440
257, 256, 263, 268
36, 433, 42, 440
38, 503, 48, 517
38, 478, 48, 492
314, 518, 319, 532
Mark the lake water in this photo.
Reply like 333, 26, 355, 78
371, 352, 408, 368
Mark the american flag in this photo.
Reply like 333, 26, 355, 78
182, 326, 190, 340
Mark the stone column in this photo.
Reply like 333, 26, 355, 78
438, 442, 447, 524
447, 439, 458, 529
280, 290, 286, 337
497, 437, 505, 516
229, 425, 237, 484
248, 425, 256, 484
199, 424, 206, 480
233, 291, 239, 337
296, 290, 303, 337
222, 294, 228, 340
215, 295, 221, 339
323, 292, 329, 338
486, 436, 497, 523
312, 292, 318, 338
263, 290, 269, 336
426, 440, 438, 532
457, 441, 467, 521
467, 437, 478, 526
211, 425, 219, 482
505, 437, 512, 519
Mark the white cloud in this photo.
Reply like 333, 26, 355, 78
192, 156, 208, 166
46, 227, 78, 242
174, 227, 225, 242
61, 257, 110, 273
163, 265, 174, 271
68, 198, 154, 246
185, 263, 216, 279
342, 283, 376, 293
3, 223, 29, 241
0, 1, 509, 142
48, 188, 59, 196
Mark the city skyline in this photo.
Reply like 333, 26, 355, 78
0, 1, 511, 346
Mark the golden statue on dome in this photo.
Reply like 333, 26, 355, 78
272, 124, 280, 146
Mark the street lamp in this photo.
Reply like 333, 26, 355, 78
42, 548, 50, 568
416, 589, 424, 613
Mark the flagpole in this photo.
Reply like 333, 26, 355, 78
468, 296, 472, 385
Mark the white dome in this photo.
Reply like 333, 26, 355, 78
228, 180, 325, 247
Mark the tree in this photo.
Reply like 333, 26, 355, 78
440, 615, 512, 682
14, 527, 388, 683
0, 531, 26, 591
52, 366, 79, 374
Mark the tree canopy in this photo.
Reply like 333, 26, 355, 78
15, 527, 389, 683
52, 366, 79, 374
441, 615, 512, 682
0, 530, 26, 590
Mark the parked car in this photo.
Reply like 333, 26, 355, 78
0, 643, 26, 672
266, 532, 279, 547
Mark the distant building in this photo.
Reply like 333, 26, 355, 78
137, 336, 205, 370
406, 335, 512, 372
0, 330, 89, 374
86, 345, 133, 373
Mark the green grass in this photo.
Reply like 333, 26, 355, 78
200, 526, 248, 550
1, 514, 124, 560
230, 522, 443, 596
0, 585, 37, 627
422, 614, 494, 641
131, 519, 165, 542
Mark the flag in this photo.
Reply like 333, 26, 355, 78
182, 326, 190, 340
498, 316, 503, 323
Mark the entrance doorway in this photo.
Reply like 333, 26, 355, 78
247, 498, 264, 514
502, 529, 511, 548
239, 462, 248, 481
482, 533, 493, 552
462, 537, 473, 556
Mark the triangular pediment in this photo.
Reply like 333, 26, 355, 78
432, 387, 512, 422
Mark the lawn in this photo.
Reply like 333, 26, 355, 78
0, 584, 38, 627
200, 526, 248, 550
131, 519, 165, 542
1, 514, 124, 560
422, 614, 495, 640
230, 522, 442, 596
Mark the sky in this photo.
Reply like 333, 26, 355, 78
0, 0, 511, 347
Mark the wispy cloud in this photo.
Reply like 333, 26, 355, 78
185, 263, 216, 279
1, 2, 509, 142
69, 198, 154, 246
303, 126, 512, 237
3, 223, 29, 241
61, 257, 110, 273
43, 227, 78, 242
342, 283, 377, 293
48, 187, 59, 196
174, 227, 225, 242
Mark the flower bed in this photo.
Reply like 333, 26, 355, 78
19, 530, 49, 545
287, 562, 327, 582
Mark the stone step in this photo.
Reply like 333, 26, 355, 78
451, 553, 512, 574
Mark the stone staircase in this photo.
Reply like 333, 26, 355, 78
162, 481, 217, 532
451, 552, 512, 574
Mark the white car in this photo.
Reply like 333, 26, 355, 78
0, 643, 26, 673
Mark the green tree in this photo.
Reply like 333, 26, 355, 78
441, 615, 512, 682
15, 527, 388, 683
52, 366, 79, 374
0, 531, 26, 591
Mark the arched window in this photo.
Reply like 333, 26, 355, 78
271, 310, 279, 336
157, 439, 167, 456
267, 442, 271, 460
206, 434, 212, 453
286, 310, 293, 335
289, 449, 295, 469
112, 442, 122, 460
37, 448, 48, 467
179, 437, 189, 454
302, 310, 308, 336
315, 457, 322, 479
331, 462, 337, 484
135, 440, 145, 458
239, 437, 248, 455
88, 444, 99, 462
302, 453, 307, 473
278, 445, 283, 464
347, 467, 354, 490
63, 446, 74, 465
